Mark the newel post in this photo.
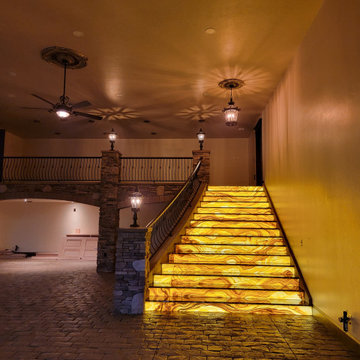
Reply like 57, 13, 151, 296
97, 150, 121, 273
114, 228, 147, 314
192, 150, 210, 182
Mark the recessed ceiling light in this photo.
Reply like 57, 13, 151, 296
144, 120, 150, 123
204, 27, 216, 35
9, 71, 16, 76
73, 30, 84, 37
151, 132, 157, 135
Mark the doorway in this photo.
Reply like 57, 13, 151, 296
254, 119, 263, 186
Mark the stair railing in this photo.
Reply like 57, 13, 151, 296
146, 160, 202, 258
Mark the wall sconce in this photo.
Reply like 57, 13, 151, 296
130, 190, 143, 227
218, 78, 244, 127
196, 128, 205, 150
108, 128, 117, 150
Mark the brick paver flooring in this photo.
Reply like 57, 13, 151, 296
0, 259, 359, 360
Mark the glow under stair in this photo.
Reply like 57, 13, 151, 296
145, 186, 312, 315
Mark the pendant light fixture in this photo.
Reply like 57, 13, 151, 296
218, 79, 244, 126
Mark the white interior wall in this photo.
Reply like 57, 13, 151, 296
0, 200, 99, 253
0, 199, 169, 253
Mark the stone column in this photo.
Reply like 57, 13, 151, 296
97, 150, 121, 273
114, 228, 147, 314
192, 150, 210, 183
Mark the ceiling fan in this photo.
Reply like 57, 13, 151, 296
24, 47, 102, 121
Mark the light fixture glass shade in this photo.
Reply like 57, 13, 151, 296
108, 133, 117, 142
56, 109, 70, 118
130, 192, 142, 209
223, 106, 239, 126
197, 129, 205, 142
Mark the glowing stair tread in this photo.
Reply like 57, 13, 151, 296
181, 235, 285, 246
162, 264, 296, 277
193, 213, 276, 221
175, 244, 288, 255
203, 196, 269, 202
204, 191, 266, 197
189, 220, 278, 229
169, 253, 291, 266
207, 186, 264, 191
144, 301, 312, 315
153, 275, 300, 290
197, 207, 273, 214
186, 227, 281, 237
201, 201, 271, 208
148, 287, 304, 303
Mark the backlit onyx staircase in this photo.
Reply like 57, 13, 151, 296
145, 186, 312, 315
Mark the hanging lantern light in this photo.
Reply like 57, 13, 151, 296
218, 79, 244, 127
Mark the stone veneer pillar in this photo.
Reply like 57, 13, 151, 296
192, 150, 210, 182
97, 150, 121, 273
114, 228, 147, 314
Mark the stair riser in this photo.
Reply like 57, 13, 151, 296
148, 288, 304, 303
181, 236, 285, 246
153, 275, 300, 290
190, 220, 278, 229
176, 244, 288, 255
186, 228, 281, 236
169, 254, 291, 266
197, 208, 273, 214
162, 264, 296, 277
145, 301, 312, 315
194, 214, 276, 221
201, 202, 271, 208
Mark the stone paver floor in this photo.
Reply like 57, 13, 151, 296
0, 259, 359, 360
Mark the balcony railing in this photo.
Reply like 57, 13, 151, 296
0, 156, 193, 183
1, 157, 102, 182
121, 157, 192, 182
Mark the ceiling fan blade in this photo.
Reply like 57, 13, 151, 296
31, 94, 55, 106
73, 111, 102, 120
72, 100, 91, 109
21, 106, 50, 110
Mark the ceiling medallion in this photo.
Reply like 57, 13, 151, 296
41, 46, 88, 69
218, 78, 244, 127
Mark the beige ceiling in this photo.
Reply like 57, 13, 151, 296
0, 0, 323, 139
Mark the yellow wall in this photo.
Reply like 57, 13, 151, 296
263, 0, 360, 342
4, 135, 250, 185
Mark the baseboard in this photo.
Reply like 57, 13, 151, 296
313, 305, 360, 352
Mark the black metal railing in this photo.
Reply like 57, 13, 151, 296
0, 156, 193, 183
146, 160, 201, 257
121, 157, 192, 182
1, 157, 101, 182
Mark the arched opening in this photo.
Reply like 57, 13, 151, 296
0, 199, 99, 263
